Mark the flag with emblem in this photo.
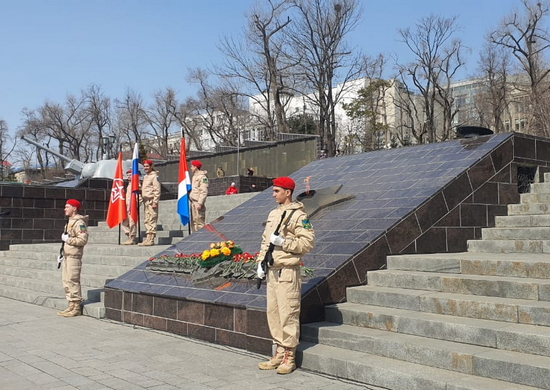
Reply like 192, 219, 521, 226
106, 152, 127, 228
177, 137, 192, 226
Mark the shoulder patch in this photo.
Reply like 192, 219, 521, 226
301, 219, 312, 229
79, 224, 87, 232
202, 177, 209, 184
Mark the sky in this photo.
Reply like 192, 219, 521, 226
0, 0, 530, 136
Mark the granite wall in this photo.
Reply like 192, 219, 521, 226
0, 183, 109, 249
104, 132, 550, 355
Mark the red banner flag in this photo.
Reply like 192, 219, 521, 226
106, 152, 127, 228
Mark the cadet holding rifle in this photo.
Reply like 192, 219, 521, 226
57, 199, 89, 317
256, 177, 314, 375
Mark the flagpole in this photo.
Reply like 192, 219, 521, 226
187, 198, 192, 236
136, 191, 141, 244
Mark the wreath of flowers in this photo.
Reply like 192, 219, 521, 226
147, 240, 314, 278
199, 240, 243, 268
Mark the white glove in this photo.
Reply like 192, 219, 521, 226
57, 255, 64, 269
61, 233, 69, 242
270, 233, 284, 246
256, 262, 266, 279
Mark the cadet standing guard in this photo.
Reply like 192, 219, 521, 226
189, 160, 209, 232
138, 159, 161, 246
57, 199, 89, 317
256, 177, 315, 375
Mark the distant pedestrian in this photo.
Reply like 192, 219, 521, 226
247, 167, 255, 176
138, 159, 161, 246
57, 199, 89, 318
225, 182, 238, 195
217, 166, 225, 178
190, 160, 209, 232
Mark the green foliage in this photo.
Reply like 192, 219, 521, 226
287, 114, 317, 134
342, 80, 391, 138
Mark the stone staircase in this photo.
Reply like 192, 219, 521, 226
299, 174, 550, 389
0, 193, 256, 318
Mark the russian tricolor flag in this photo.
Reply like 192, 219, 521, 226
177, 138, 192, 226
129, 143, 140, 223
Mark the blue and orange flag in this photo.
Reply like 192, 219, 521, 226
177, 138, 192, 226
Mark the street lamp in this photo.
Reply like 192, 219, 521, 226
101, 135, 116, 160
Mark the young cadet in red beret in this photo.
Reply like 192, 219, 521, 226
57, 199, 89, 317
138, 160, 161, 246
189, 160, 209, 232
257, 176, 315, 375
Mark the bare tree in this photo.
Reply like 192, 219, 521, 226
84, 84, 112, 160
489, 0, 550, 137
472, 42, 512, 132
17, 109, 57, 177
397, 14, 465, 143
287, 0, 364, 156
37, 93, 93, 162
186, 68, 252, 148
174, 97, 206, 151
113, 89, 148, 147
217, 0, 293, 141
143, 87, 179, 158
0, 119, 15, 179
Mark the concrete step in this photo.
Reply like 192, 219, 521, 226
346, 285, 550, 326
326, 302, 550, 358
0, 242, 168, 320
0, 249, 149, 268
301, 323, 550, 389
391, 252, 550, 279
0, 284, 105, 318
298, 342, 539, 390
0, 257, 136, 278
366, 269, 550, 301
467, 239, 550, 253
0, 272, 104, 302
482, 227, 550, 240
386, 252, 550, 278
508, 203, 550, 215
520, 192, 550, 204
495, 214, 550, 227
7, 243, 168, 257
529, 182, 550, 193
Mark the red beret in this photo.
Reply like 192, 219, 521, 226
273, 176, 295, 190
191, 160, 202, 169
143, 159, 153, 166
126, 169, 132, 174
66, 199, 81, 210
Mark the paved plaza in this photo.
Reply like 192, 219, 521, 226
0, 297, 377, 389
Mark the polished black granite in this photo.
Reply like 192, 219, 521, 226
106, 132, 542, 312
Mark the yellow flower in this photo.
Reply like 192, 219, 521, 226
210, 248, 220, 257
201, 250, 210, 260
210, 243, 216, 249
221, 247, 231, 256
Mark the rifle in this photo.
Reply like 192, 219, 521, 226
57, 220, 69, 270
256, 211, 287, 289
